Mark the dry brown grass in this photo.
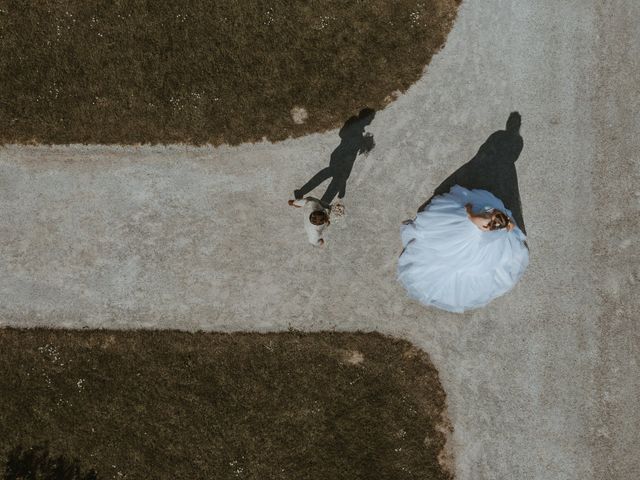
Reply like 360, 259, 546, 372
0, 329, 451, 479
0, 0, 460, 145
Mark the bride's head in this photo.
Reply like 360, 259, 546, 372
488, 211, 511, 231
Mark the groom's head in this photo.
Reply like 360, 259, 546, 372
310, 210, 329, 226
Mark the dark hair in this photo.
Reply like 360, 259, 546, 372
489, 211, 511, 231
309, 210, 329, 226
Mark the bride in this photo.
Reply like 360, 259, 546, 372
398, 185, 529, 312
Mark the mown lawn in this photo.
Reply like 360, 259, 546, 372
0, 329, 451, 480
0, 0, 460, 145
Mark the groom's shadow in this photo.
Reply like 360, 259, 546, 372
419, 111, 526, 234
294, 108, 376, 207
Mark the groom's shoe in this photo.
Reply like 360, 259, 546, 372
294, 189, 303, 200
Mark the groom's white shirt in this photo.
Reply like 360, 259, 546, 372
292, 197, 328, 246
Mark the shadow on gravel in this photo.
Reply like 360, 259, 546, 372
4, 445, 98, 480
420, 111, 526, 233
295, 108, 376, 207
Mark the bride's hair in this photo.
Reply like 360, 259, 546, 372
489, 211, 511, 231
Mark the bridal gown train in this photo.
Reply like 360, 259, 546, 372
398, 185, 529, 313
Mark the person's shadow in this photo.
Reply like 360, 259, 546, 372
419, 111, 526, 234
294, 108, 376, 207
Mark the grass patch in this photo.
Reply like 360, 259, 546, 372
0, 0, 460, 145
0, 329, 451, 479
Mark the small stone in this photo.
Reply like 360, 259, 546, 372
290, 106, 308, 124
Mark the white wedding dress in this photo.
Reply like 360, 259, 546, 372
398, 185, 529, 312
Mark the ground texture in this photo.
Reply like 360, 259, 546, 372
0, 1, 639, 479
0, 0, 459, 144
0, 330, 451, 480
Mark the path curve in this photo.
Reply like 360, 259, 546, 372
1, 1, 638, 479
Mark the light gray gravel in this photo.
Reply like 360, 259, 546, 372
1, 1, 638, 478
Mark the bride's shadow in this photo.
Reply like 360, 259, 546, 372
419, 111, 526, 234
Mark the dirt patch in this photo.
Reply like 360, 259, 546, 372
0, 329, 452, 479
343, 349, 365, 365
0, 0, 460, 145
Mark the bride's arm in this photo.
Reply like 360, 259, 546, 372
465, 205, 491, 231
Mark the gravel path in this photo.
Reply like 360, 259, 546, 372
1, 1, 638, 478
